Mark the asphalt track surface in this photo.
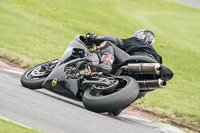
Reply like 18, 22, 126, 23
0, 64, 185, 133
166, 0, 200, 9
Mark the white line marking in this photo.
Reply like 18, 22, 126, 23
0, 116, 32, 129
119, 114, 152, 122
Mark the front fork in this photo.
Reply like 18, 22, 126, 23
40, 59, 59, 73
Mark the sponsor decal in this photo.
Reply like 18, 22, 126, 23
52, 78, 57, 86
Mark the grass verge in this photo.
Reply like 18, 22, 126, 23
0, 118, 41, 133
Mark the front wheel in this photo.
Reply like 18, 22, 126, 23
21, 59, 58, 89
82, 76, 140, 113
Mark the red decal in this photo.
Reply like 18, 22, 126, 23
106, 54, 112, 61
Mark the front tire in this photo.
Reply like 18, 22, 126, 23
82, 76, 139, 113
21, 60, 57, 89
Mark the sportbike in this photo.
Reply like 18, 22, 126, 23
21, 35, 173, 115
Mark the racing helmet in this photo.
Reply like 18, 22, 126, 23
133, 29, 155, 47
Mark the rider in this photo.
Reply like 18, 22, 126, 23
86, 29, 162, 74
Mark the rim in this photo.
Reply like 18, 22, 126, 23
89, 78, 127, 97
25, 66, 47, 80
92, 77, 119, 91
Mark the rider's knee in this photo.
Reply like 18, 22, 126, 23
99, 41, 113, 49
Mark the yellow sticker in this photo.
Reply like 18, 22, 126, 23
52, 78, 57, 86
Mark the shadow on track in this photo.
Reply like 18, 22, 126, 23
35, 89, 85, 109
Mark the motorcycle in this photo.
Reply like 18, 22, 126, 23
21, 35, 173, 116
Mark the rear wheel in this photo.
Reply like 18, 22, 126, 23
21, 59, 58, 89
82, 76, 139, 113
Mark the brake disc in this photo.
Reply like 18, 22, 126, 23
92, 77, 119, 91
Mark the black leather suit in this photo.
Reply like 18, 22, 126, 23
93, 35, 162, 64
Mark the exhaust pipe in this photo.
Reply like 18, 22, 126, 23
137, 79, 166, 90
125, 63, 162, 75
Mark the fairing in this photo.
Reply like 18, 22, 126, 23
42, 35, 99, 99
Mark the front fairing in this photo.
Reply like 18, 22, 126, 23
42, 58, 84, 100
42, 35, 99, 99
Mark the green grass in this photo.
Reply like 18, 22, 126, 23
0, 0, 200, 125
0, 118, 40, 133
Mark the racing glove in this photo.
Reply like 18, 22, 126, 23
86, 32, 97, 45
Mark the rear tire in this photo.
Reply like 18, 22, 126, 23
82, 76, 139, 113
